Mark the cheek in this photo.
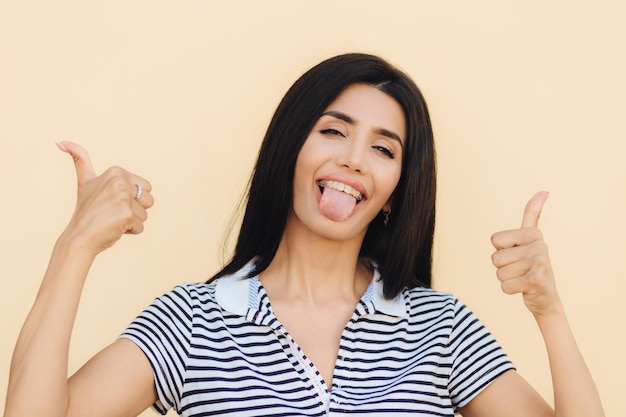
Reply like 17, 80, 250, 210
292, 147, 320, 198
293, 139, 328, 181
376, 162, 402, 198
293, 155, 313, 189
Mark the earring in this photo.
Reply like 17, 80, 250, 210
383, 207, 391, 227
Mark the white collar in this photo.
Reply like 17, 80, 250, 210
214, 260, 408, 318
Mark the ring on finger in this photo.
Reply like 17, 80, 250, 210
135, 184, 143, 200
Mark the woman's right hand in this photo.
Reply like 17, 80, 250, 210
56, 141, 154, 256
3, 142, 156, 417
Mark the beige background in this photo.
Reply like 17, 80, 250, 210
1, 1, 623, 415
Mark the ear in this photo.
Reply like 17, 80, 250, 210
382, 200, 392, 213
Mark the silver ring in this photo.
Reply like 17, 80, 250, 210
135, 184, 143, 200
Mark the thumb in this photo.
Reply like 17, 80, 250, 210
56, 141, 97, 186
521, 191, 549, 228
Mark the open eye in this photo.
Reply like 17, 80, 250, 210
319, 128, 345, 137
372, 145, 395, 159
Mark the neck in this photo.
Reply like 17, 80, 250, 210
260, 217, 371, 305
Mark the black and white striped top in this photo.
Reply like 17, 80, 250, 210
120, 263, 514, 416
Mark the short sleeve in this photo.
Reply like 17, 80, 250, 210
119, 285, 194, 415
447, 299, 515, 409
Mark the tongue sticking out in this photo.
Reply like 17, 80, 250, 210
319, 187, 357, 222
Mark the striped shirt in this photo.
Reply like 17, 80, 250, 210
120, 263, 514, 416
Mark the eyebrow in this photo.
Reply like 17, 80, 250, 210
321, 110, 404, 148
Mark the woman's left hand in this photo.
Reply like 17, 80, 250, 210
490, 192, 563, 317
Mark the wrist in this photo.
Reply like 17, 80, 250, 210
50, 232, 99, 279
55, 227, 100, 259
532, 301, 571, 338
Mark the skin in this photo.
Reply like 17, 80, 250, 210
3, 85, 604, 417
4, 141, 157, 417
261, 84, 405, 389
290, 84, 404, 244
460, 192, 605, 417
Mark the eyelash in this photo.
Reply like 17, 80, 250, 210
374, 145, 395, 159
320, 128, 344, 137
319, 129, 396, 159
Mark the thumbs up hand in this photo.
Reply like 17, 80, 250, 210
56, 141, 154, 256
491, 192, 562, 317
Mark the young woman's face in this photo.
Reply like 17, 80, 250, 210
289, 83, 405, 241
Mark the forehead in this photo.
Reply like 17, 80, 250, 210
322, 83, 406, 141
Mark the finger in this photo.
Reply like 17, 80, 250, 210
521, 191, 549, 229
136, 189, 154, 209
127, 176, 153, 209
127, 175, 152, 194
56, 141, 97, 186
491, 228, 543, 250
491, 245, 527, 268
494, 259, 533, 283
125, 217, 145, 235
133, 184, 154, 211
500, 276, 528, 295
126, 204, 148, 234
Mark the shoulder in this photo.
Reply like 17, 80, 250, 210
146, 282, 219, 316
401, 286, 481, 331
155, 261, 258, 317
403, 286, 458, 312
161, 281, 214, 300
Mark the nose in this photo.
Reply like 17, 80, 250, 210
336, 136, 368, 173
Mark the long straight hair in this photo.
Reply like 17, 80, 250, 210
209, 53, 436, 299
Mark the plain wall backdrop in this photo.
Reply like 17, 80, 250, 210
1, 1, 623, 415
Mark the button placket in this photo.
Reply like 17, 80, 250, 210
284, 332, 331, 412
251, 281, 331, 414
329, 310, 361, 413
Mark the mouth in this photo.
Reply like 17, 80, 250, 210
317, 180, 364, 202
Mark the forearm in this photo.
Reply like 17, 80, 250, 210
535, 303, 605, 417
4, 236, 95, 417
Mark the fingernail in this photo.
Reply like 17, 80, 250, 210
55, 142, 68, 152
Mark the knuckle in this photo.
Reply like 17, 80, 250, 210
118, 206, 135, 222
495, 268, 506, 281
500, 280, 516, 295
534, 243, 547, 255
527, 228, 543, 241
134, 222, 145, 234
526, 271, 543, 287
529, 241, 549, 258
490, 251, 499, 265
530, 239, 548, 254
534, 254, 550, 269
104, 171, 131, 194
144, 194, 155, 208
111, 177, 128, 191
105, 165, 126, 177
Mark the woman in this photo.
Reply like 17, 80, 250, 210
4, 54, 604, 416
